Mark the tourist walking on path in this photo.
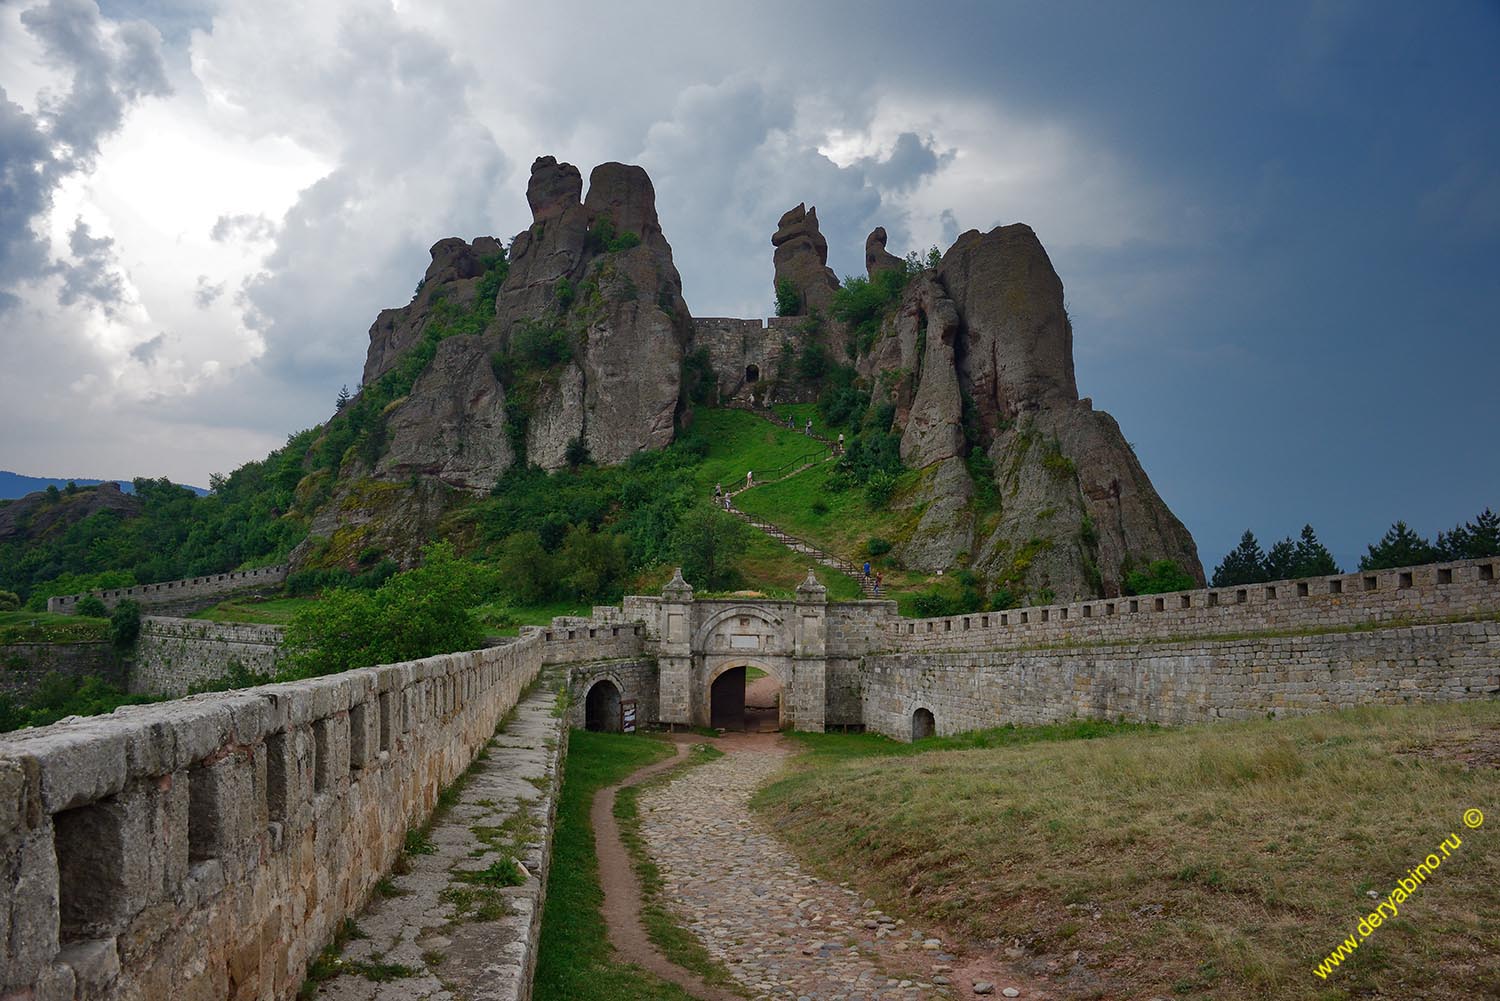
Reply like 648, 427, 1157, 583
714, 482, 722, 501
875, 571, 883, 595
805, 419, 812, 436
788, 414, 796, 429
837, 432, 844, 454
863, 560, 872, 578
724, 494, 733, 511
746, 470, 754, 488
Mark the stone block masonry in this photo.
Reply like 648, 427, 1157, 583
131, 617, 287, 697
47, 565, 289, 617
0, 632, 545, 1000
861, 620, 1500, 739
0, 642, 126, 701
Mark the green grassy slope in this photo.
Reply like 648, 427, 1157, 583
755, 701, 1500, 1000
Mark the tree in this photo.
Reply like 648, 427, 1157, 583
564, 436, 592, 468
1124, 559, 1196, 595
1436, 507, 1499, 560
109, 600, 141, 650
75, 595, 108, 618
280, 542, 489, 679
335, 384, 351, 411
672, 504, 751, 591
774, 278, 801, 317
1292, 524, 1340, 577
1264, 538, 1297, 581
494, 531, 554, 606
1211, 530, 1267, 587
556, 525, 628, 600
1359, 521, 1437, 571
0, 590, 20, 612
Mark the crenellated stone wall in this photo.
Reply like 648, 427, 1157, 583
47, 566, 289, 617
0, 635, 545, 1001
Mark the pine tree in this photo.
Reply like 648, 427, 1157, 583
1292, 524, 1340, 577
1211, 530, 1267, 586
1436, 508, 1499, 560
1264, 538, 1297, 581
335, 384, 351, 412
1359, 521, 1437, 571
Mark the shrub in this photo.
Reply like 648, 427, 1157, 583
0, 590, 19, 612
810, 500, 829, 516
1124, 559, 1196, 596
109, 600, 141, 650
584, 217, 641, 254
74, 596, 108, 618
564, 436, 592, 468
866, 537, 892, 557
865, 471, 899, 510
774, 278, 801, 317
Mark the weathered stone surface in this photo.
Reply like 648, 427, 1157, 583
362, 237, 500, 387
937, 224, 1078, 422
894, 456, 974, 572
897, 275, 965, 469
772, 203, 840, 315
865, 226, 904, 278
377, 335, 515, 492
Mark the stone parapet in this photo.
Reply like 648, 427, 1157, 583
882, 558, 1500, 652
0, 633, 544, 1000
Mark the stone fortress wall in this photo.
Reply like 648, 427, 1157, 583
540, 556, 1500, 741
46, 565, 289, 616
692, 315, 812, 406
0, 634, 547, 1001
4, 555, 1494, 999
131, 617, 288, 697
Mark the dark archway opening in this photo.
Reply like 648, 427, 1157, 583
585, 680, 622, 732
912, 707, 935, 741
711, 666, 783, 732
745, 364, 760, 383
710, 667, 746, 730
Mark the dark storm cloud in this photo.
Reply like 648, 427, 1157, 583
0, 88, 54, 309
0, 0, 167, 310
20, 0, 169, 165
55, 217, 124, 311
855, 132, 952, 194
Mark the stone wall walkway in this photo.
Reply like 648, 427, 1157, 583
637, 737, 1041, 1000
312, 683, 564, 1001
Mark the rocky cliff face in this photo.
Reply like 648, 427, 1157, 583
361, 156, 694, 490
0, 481, 140, 544
860, 225, 1202, 598
772, 203, 840, 316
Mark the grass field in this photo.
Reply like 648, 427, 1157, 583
533, 730, 701, 1001
754, 702, 1500, 1000
0, 609, 108, 644
190, 595, 319, 624
688, 407, 830, 497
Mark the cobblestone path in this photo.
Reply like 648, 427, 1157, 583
638, 739, 965, 1001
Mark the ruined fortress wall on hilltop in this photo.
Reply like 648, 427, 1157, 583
691, 315, 817, 405
47, 565, 290, 616
131, 616, 287, 696
0, 634, 546, 1000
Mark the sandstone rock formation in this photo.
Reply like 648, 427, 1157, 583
864, 226, 904, 278
861, 224, 1202, 597
494, 158, 694, 468
772, 203, 840, 315
363, 236, 502, 387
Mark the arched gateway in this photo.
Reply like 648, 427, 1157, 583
656, 568, 831, 731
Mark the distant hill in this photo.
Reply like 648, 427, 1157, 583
0, 470, 209, 500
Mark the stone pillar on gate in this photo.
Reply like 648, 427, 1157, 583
792, 568, 828, 731
657, 568, 695, 726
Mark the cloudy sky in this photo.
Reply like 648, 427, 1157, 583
1, 0, 1496, 569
